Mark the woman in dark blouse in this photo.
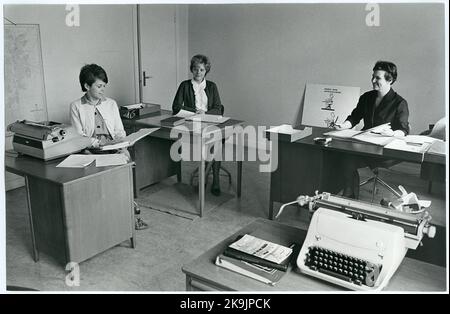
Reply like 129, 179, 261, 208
336, 60, 410, 198
172, 54, 223, 196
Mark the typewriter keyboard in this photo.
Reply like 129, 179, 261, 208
304, 246, 382, 287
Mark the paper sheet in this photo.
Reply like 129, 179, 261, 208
175, 109, 196, 118
186, 114, 230, 124
323, 129, 362, 138
56, 154, 96, 168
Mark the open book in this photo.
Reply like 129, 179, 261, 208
227, 234, 293, 267
99, 128, 159, 151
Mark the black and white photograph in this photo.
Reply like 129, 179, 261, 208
1, 0, 448, 298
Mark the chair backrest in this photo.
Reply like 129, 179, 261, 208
429, 117, 446, 141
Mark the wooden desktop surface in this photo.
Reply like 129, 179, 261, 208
123, 109, 245, 140
5, 154, 132, 185
182, 219, 446, 292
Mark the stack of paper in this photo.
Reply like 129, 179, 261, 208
95, 154, 128, 167
265, 124, 312, 142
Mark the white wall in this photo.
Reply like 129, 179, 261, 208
188, 3, 446, 134
4, 4, 138, 124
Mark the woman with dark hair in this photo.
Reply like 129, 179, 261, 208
69, 64, 148, 229
172, 54, 223, 196
70, 64, 126, 148
336, 60, 410, 198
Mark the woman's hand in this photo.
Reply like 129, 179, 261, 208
91, 138, 101, 148
378, 128, 395, 136
334, 120, 352, 130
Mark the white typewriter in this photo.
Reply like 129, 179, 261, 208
276, 192, 436, 291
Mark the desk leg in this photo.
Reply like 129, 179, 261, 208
199, 154, 205, 217
269, 198, 274, 220
24, 176, 39, 262
186, 275, 193, 291
237, 161, 242, 198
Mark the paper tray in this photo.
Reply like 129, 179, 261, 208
264, 124, 312, 142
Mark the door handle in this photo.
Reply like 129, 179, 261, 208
143, 71, 152, 87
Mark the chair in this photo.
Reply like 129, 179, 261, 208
359, 160, 402, 203
190, 105, 232, 188
420, 117, 446, 193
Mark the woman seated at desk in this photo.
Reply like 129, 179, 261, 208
69, 64, 148, 230
172, 54, 223, 196
335, 60, 410, 199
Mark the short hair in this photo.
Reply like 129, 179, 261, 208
79, 64, 108, 92
190, 54, 211, 74
373, 61, 397, 84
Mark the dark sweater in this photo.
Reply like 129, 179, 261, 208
346, 88, 410, 135
172, 80, 222, 115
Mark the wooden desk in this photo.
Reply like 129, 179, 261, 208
123, 110, 244, 217
181, 219, 446, 292
5, 155, 135, 266
267, 128, 446, 219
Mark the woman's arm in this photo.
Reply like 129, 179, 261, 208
70, 102, 85, 136
394, 99, 410, 136
69, 102, 98, 147
206, 82, 222, 115
111, 100, 126, 139
172, 82, 196, 115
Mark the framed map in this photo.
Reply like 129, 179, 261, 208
4, 24, 48, 135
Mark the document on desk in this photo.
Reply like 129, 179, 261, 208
352, 132, 394, 146
323, 129, 362, 139
186, 113, 230, 124
94, 154, 128, 167
175, 109, 196, 118
99, 128, 159, 151
56, 154, 96, 168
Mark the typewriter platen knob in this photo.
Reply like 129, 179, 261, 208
424, 225, 436, 238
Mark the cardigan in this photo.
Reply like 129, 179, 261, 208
70, 95, 126, 145
172, 80, 222, 115
346, 88, 410, 135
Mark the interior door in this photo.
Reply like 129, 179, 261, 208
139, 4, 178, 110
